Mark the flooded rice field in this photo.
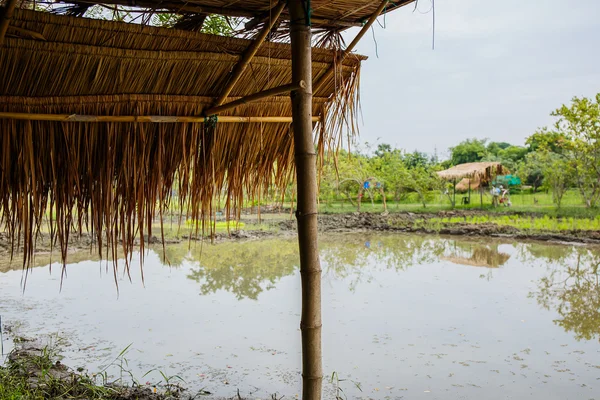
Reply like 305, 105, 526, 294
1, 233, 599, 399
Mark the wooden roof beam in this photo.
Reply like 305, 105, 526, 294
313, 0, 389, 93
213, 0, 286, 107
205, 81, 305, 116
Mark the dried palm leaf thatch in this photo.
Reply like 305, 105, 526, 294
454, 177, 481, 192
0, 9, 363, 278
49, 0, 416, 33
437, 162, 509, 184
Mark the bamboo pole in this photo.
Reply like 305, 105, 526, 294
480, 187, 483, 209
313, 0, 388, 93
289, 2, 322, 400
205, 81, 305, 116
0, 0, 18, 46
0, 112, 320, 123
468, 179, 471, 204
452, 178, 456, 208
7, 25, 46, 41
214, 0, 287, 107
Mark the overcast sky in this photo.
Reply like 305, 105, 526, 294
347, 0, 600, 158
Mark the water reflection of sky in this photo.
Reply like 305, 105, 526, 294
1, 234, 599, 399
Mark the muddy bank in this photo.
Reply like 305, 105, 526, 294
278, 210, 600, 244
1, 210, 599, 269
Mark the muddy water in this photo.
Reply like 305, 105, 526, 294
1, 234, 599, 399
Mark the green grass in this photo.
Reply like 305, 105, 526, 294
0, 347, 117, 400
317, 190, 600, 219
0, 343, 194, 400
422, 214, 600, 232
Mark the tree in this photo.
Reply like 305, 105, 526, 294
449, 139, 488, 165
526, 128, 568, 154
486, 141, 511, 157
201, 15, 240, 35
406, 166, 440, 208
333, 152, 380, 212
374, 143, 392, 158
541, 152, 573, 208
403, 150, 430, 168
519, 153, 544, 193
552, 94, 600, 208
377, 149, 411, 208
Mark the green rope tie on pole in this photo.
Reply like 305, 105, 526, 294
306, 0, 312, 27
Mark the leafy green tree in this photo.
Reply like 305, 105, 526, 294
518, 153, 544, 193
374, 143, 392, 158
486, 141, 511, 157
406, 166, 440, 208
526, 128, 568, 154
403, 150, 430, 168
376, 149, 410, 208
332, 151, 382, 212
449, 139, 488, 165
552, 94, 600, 208
541, 152, 574, 208
201, 15, 239, 35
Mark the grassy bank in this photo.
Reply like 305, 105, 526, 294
317, 190, 600, 219
415, 214, 600, 233
0, 341, 196, 400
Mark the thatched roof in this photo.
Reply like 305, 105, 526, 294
0, 8, 364, 269
455, 176, 480, 192
46, 0, 416, 34
437, 162, 509, 183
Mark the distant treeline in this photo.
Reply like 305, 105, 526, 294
314, 93, 600, 210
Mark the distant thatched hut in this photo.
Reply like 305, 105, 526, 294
437, 162, 510, 207
455, 176, 481, 192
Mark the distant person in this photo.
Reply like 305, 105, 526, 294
491, 186, 500, 207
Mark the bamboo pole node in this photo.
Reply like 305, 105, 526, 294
295, 210, 318, 218
298, 269, 322, 275
301, 375, 325, 380
300, 324, 323, 329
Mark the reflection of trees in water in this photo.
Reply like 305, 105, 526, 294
320, 235, 445, 291
156, 235, 600, 343
182, 240, 300, 300
517, 242, 574, 265
533, 248, 600, 341
174, 235, 524, 298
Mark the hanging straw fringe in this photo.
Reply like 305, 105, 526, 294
0, 9, 362, 278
